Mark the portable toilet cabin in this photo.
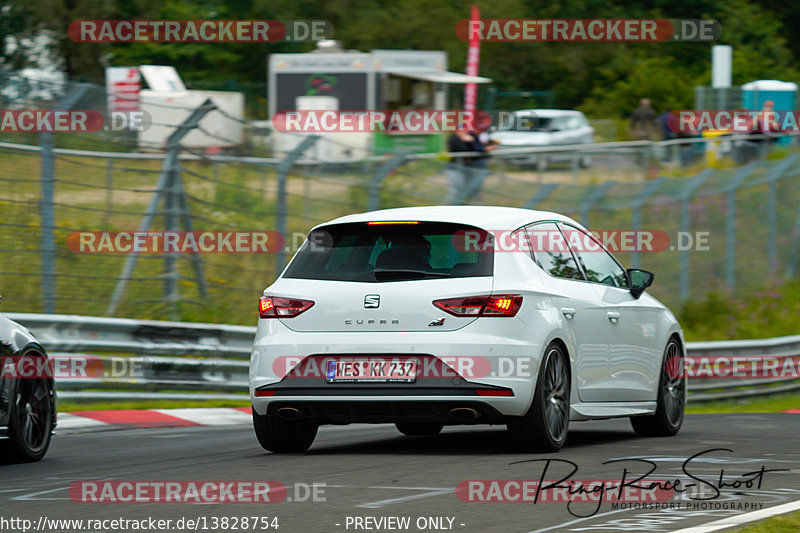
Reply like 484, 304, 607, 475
742, 79, 797, 146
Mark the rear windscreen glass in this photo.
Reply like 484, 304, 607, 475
283, 222, 493, 282
513, 114, 552, 132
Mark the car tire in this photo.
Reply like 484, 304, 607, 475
630, 337, 685, 437
507, 343, 570, 452
252, 408, 318, 453
395, 422, 443, 436
1, 358, 55, 463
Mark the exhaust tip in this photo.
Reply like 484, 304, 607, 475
449, 407, 480, 420
277, 407, 302, 420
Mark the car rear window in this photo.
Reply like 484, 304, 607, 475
513, 114, 552, 132
283, 222, 493, 282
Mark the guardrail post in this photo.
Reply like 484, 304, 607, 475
275, 136, 319, 271
724, 162, 757, 289
39, 83, 90, 313
368, 152, 408, 211
630, 177, 665, 269
679, 169, 713, 302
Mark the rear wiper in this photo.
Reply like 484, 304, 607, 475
374, 268, 451, 280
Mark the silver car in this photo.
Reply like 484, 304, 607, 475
491, 109, 594, 170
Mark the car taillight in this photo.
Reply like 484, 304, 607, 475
258, 296, 314, 318
433, 294, 522, 317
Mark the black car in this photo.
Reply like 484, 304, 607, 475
0, 310, 56, 462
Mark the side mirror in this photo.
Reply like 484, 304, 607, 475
627, 269, 654, 299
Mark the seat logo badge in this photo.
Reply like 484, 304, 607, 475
428, 317, 446, 327
364, 294, 380, 308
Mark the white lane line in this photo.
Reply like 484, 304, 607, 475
357, 489, 455, 509
11, 476, 122, 501
152, 408, 251, 426
669, 499, 800, 533
12, 486, 71, 501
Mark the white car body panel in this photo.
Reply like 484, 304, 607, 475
249, 206, 685, 426
490, 109, 594, 166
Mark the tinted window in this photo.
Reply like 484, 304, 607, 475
526, 222, 584, 280
513, 113, 551, 132
560, 225, 628, 288
283, 222, 493, 282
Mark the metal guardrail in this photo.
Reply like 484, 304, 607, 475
7, 313, 254, 357
5, 313, 799, 403
6, 313, 254, 402
686, 334, 800, 401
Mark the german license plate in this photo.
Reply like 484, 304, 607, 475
326, 359, 417, 383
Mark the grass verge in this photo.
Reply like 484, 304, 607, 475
686, 391, 800, 414
733, 511, 800, 532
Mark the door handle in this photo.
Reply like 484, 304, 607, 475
561, 308, 576, 319
606, 311, 621, 323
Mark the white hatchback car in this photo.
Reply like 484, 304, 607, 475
249, 206, 686, 452
490, 109, 594, 169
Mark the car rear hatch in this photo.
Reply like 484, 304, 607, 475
271, 221, 494, 333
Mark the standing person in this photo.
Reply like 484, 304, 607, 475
472, 116, 497, 170
752, 100, 780, 156
658, 106, 674, 162
660, 107, 674, 140
445, 124, 481, 203
630, 98, 656, 140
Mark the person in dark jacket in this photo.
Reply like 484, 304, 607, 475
445, 124, 483, 203
630, 98, 656, 140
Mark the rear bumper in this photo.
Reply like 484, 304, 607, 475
249, 320, 545, 419
262, 400, 508, 424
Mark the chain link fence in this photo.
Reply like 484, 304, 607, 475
2, 80, 800, 325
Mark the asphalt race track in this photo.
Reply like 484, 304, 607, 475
2, 414, 799, 533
